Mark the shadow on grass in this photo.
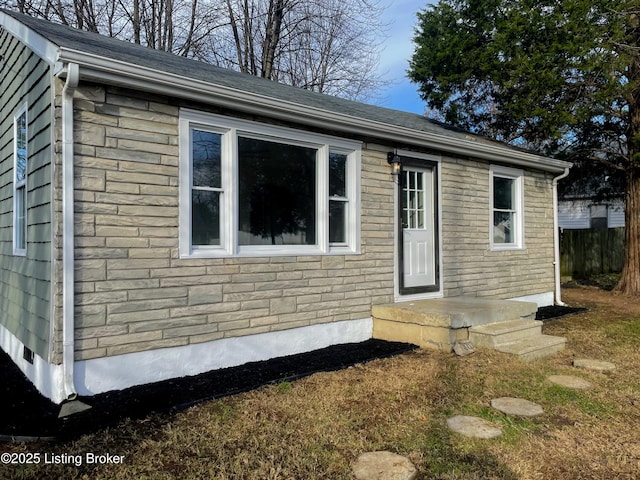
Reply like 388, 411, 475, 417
417, 423, 519, 480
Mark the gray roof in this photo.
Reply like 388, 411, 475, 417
2, 9, 571, 172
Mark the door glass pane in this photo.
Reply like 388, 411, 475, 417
494, 177, 514, 210
403, 170, 428, 229
192, 190, 220, 246
192, 130, 221, 188
238, 137, 316, 245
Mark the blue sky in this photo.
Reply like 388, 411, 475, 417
375, 1, 429, 114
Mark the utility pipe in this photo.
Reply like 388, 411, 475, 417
62, 63, 79, 400
552, 167, 571, 306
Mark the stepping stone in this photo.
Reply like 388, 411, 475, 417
446, 415, 502, 439
547, 374, 593, 390
352, 451, 417, 480
572, 358, 616, 372
491, 397, 544, 417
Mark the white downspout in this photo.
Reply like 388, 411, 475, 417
62, 63, 79, 400
552, 167, 571, 306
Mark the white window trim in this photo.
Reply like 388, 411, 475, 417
489, 164, 524, 251
179, 109, 361, 258
13, 103, 28, 256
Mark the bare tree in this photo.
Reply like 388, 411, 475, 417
4, 0, 387, 102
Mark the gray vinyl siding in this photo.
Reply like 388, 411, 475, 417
0, 29, 53, 359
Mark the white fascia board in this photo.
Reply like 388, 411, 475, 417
57, 47, 571, 174
0, 12, 60, 67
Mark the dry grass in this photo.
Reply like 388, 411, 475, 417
2, 286, 640, 479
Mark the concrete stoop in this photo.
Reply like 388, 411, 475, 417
372, 296, 566, 360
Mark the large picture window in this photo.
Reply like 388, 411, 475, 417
179, 110, 361, 257
13, 104, 28, 256
490, 165, 524, 250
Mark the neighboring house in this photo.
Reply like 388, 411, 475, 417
558, 197, 625, 230
0, 10, 572, 404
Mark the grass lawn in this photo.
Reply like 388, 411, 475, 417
1, 286, 639, 479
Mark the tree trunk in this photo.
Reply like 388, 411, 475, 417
616, 165, 640, 294
262, 0, 285, 79
615, 14, 640, 296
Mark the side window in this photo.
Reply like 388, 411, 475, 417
329, 152, 348, 245
191, 130, 222, 247
14, 104, 28, 255
490, 165, 524, 250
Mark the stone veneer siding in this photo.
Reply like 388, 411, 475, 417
67, 84, 395, 361
440, 157, 555, 299
62, 83, 555, 362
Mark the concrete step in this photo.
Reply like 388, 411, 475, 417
468, 319, 543, 348
494, 335, 567, 361
372, 297, 538, 329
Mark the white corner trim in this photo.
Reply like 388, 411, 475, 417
0, 323, 65, 404
75, 318, 373, 396
509, 291, 554, 308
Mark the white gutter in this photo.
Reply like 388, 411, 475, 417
62, 62, 79, 400
56, 48, 571, 174
553, 167, 571, 306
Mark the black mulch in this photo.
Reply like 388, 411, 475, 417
0, 304, 586, 441
536, 305, 586, 321
0, 340, 416, 441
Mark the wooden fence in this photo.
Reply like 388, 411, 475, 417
560, 227, 625, 279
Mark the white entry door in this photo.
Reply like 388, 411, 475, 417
402, 166, 436, 290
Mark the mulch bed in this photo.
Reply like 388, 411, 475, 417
0, 340, 415, 441
536, 305, 586, 321
0, 304, 585, 441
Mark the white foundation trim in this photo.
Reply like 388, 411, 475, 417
0, 322, 65, 404
510, 291, 554, 308
75, 318, 373, 396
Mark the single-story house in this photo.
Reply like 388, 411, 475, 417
0, 10, 572, 404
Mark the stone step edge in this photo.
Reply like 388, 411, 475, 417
469, 319, 543, 337
495, 334, 567, 356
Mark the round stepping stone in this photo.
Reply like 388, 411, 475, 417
446, 415, 502, 439
491, 397, 544, 417
547, 374, 593, 390
352, 451, 417, 480
573, 358, 616, 372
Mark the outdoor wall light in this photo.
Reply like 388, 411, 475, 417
387, 152, 402, 176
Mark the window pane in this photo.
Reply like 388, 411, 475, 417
494, 177, 514, 210
15, 186, 26, 250
192, 130, 221, 188
16, 112, 27, 182
493, 211, 514, 244
192, 189, 220, 246
329, 201, 346, 244
238, 137, 316, 245
329, 152, 347, 197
